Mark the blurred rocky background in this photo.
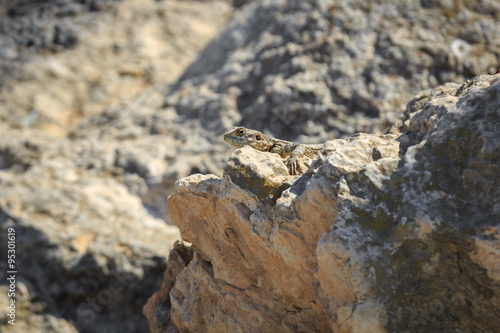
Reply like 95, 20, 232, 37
0, 0, 233, 332
0, 0, 498, 332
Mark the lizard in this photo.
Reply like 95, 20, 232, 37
223, 126, 325, 175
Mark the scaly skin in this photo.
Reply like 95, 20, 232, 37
223, 126, 324, 175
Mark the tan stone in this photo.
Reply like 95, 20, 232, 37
156, 75, 500, 333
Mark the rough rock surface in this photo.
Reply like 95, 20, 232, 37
67, 0, 500, 227
164, 0, 500, 142
1, 0, 499, 332
0, 0, 232, 136
149, 74, 500, 332
0, 128, 181, 333
144, 240, 194, 333
0, 1, 232, 333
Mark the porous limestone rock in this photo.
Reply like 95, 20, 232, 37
226, 146, 293, 204
150, 74, 500, 332
0, 2, 233, 331
165, 0, 500, 141
0, 130, 181, 333
2, 0, 500, 332
167, 170, 334, 332
0, 0, 233, 136
144, 240, 194, 333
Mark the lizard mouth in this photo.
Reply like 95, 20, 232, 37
223, 135, 260, 148
223, 136, 245, 147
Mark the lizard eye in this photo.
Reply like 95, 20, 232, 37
256, 135, 261, 140
238, 129, 245, 134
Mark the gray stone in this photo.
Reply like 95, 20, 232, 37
155, 74, 500, 332
164, 0, 500, 142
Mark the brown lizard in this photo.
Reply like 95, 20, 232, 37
223, 126, 325, 175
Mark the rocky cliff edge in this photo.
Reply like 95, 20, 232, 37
146, 74, 500, 332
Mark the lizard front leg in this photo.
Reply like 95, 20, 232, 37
286, 145, 305, 175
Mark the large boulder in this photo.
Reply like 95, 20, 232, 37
149, 75, 500, 332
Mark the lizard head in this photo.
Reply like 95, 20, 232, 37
223, 127, 271, 151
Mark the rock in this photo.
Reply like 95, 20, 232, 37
0, 0, 233, 136
164, 0, 500, 142
144, 240, 194, 333
226, 146, 292, 204
1, 0, 499, 332
0, 1, 233, 332
165, 169, 335, 331
150, 74, 500, 332
0, 129, 181, 333
68, 92, 230, 223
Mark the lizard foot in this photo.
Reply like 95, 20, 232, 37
286, 158, 302, 175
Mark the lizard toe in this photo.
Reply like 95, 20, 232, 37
287, 158, 300, 175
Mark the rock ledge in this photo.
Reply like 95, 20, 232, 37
147, 74, 500, 332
